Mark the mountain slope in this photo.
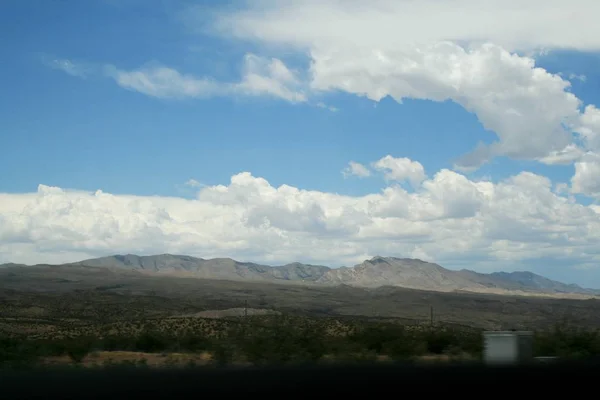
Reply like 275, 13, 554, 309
318, 257, 479, 291
70, 254, 330, 283
490, 271, 598, 295
318, 257, 599, 296
3, 253, 596, 297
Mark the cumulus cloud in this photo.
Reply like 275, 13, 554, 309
569, 106, 600, 198
539, 144, 586, 166
571, 153, 600, 198
202, 0, 600, 171
372, 156, 426, 187
235, 54, 307, 103
579, 105, 600, 152
342, 161, 371, 178
1, 159, 599, 276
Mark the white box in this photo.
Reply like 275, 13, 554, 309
483, 331, 533, 365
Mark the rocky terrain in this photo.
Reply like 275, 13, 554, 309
3, 253, 597, 298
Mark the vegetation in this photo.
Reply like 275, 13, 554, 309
1, 313, 599, 370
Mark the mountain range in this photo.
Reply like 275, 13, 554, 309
4, 254, 596, 298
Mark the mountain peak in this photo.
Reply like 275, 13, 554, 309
366, 256, 436, 268
368, 255, 390, 263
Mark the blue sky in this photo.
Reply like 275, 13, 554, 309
2, 0, 600, 288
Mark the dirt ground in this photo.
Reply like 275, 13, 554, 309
41, 351, 473, 368
43, 351, 214, 368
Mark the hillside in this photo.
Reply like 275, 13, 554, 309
2, 253, 595, 298
1, 264, 600, 331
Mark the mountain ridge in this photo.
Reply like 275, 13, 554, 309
2, 253, 598, 297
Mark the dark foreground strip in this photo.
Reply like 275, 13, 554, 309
1, 361, 598, 398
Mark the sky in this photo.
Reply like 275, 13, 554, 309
2, 0, 600, 287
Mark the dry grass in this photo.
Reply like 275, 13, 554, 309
415, 352, 477, 363
38, 350, 477, 368
42, 351, 214, 368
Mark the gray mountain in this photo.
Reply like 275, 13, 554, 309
490, 271, 598, 294
319, 257, 600, 296
4, 253, 597, 297
454, 268, 599, 295
0, 262, 25, 268
318, 257, 479, 291
70, 254, 329, 283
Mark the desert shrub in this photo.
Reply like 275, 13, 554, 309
0, 337, 41, 368
65, 338, 94, 363
134, 331, 170, 353
534, 325, 600, 358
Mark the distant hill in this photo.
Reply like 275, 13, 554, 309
3, 254, 597, 297
69, 254, 330, 283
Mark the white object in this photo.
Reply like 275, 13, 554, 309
483, 331, 533, 365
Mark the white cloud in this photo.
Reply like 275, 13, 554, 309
372, 156, 426, 187
104, 64, 221, 99
203, 1, 599, 171
579, 105, 600, 152
235, 54, 306, 103
1, 159, 599, 277
558, 72, 587, 83
310, 42, 582, 169
342, 161, 371, 178
51, 54, 306, 103
568, 73, 587, 82
571, 153, 600, 198
184, 179, 204, 188
539, 144, 586, 165
316, 102, 339, 112
570, 106, 600, 198
104, 54, 306, 102
209, 0, 600, 53
42, 56, 90, 78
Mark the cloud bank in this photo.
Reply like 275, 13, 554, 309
2, 156, 599, 278
208, 0, 600, 53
